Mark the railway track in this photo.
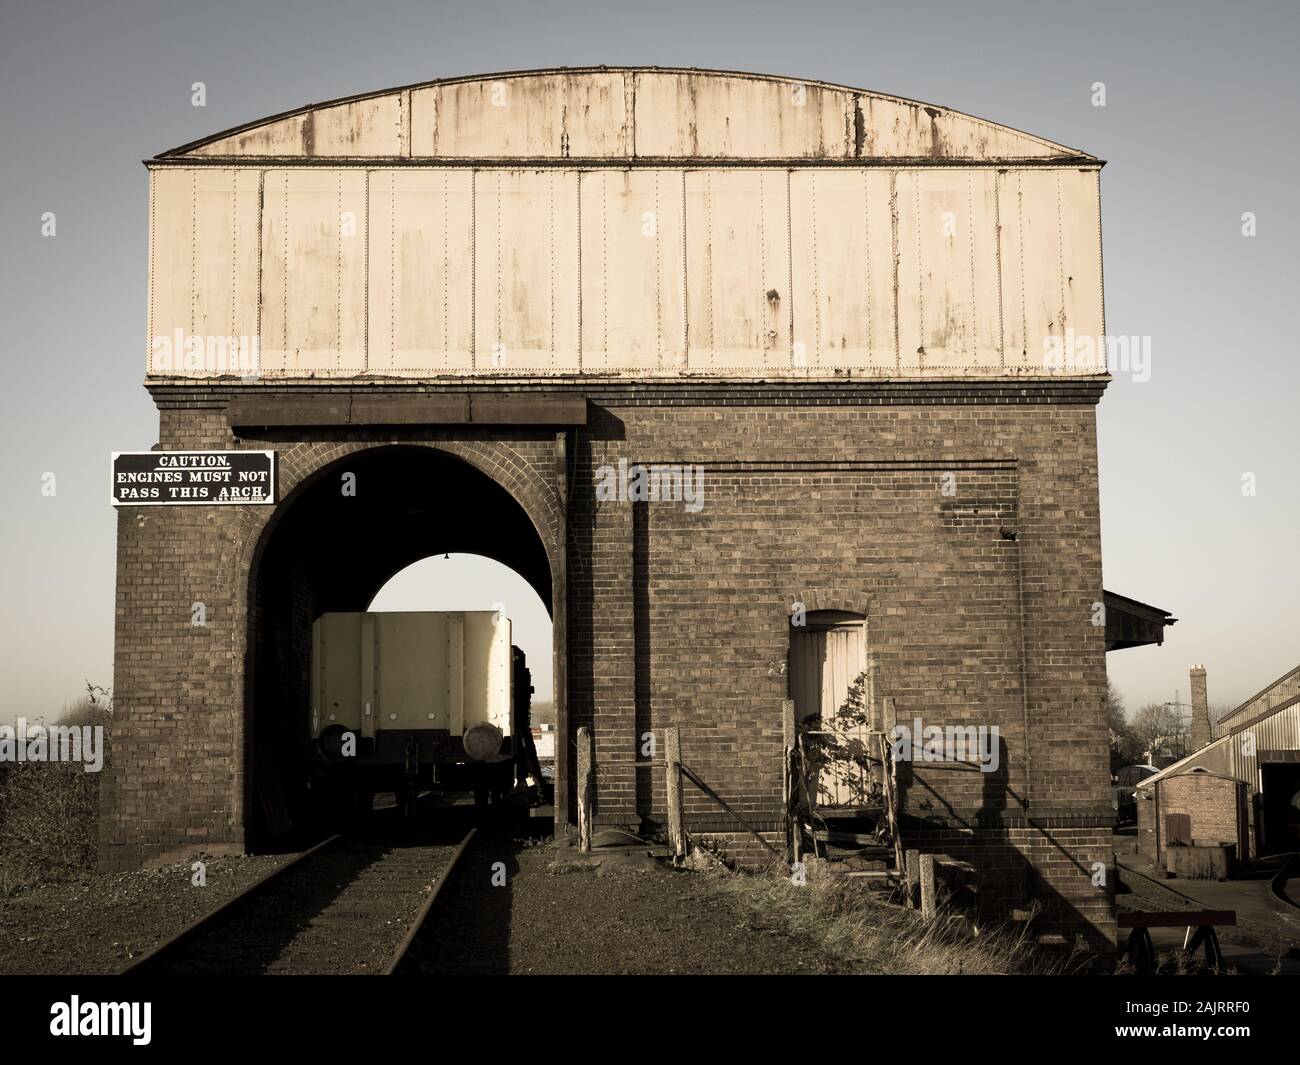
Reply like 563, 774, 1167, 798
1268, 852, 1300, 913
1114, 859, 1202, 914
121, 823, 476, 976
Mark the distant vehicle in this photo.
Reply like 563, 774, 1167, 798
1112, 764, 1159, 824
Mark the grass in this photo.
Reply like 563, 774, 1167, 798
0, 762, 101, 891
706, 863, 1089, 975
0, 686, 110, 893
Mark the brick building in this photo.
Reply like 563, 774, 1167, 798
105, 68, 1122, 947
1137, 663, 1300, 860
1137, 769, 1250, 870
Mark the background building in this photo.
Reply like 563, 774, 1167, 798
1137, 663, 1300, 862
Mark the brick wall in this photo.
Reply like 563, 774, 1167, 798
1138, 771, 1249, 868
102, 409, 562, 870
104, 380, 1113, 944
1154, 773, 1245, 863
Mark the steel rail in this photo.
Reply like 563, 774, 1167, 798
119, 833, 344, 975
1268, 851, 1300, 913
383, 827, 477, 975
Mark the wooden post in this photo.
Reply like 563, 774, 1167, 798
665, 726, 685, 861
576, 726, 592, 852
877, 730, 905, 874
781, 700, 796, 864
905, 849, 921, 910
553, 431, 570, 840
920, 853, 937, 921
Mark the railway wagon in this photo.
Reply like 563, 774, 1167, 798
310, 610, 529, 813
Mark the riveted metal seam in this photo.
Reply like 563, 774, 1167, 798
967, 171, 976, 364
230, 169, 238, 345
147, 172, 156, 373
1017, 171, 1027, 362
575, 171, 583, 373
889, 170, 900, 372
190, 168, 197, 340
785, 168, 794, 370
994, 171, 1005, 370
914, 174, 923, 372
680, 171, 688, 367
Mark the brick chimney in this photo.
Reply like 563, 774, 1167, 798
1189, 665, 1211, 751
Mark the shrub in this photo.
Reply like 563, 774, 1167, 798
0, 683, 111, 890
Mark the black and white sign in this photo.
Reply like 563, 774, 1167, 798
111, 451, 276, 506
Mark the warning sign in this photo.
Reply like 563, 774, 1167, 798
111, 450, 276, 506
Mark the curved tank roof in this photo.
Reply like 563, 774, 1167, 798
156, 66, 1095, 164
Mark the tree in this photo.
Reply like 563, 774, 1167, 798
1106, 681, 1142, 774
1131, 701, 1187, 763
1208, 702, 1234, 740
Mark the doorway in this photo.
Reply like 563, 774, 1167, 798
788, 611, 869, 809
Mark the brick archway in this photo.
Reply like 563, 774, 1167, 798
234, 438, 562, 847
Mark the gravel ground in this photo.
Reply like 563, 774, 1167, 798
2, 833, 850, 976
0, 853, 288, 975
407, 838, 854, 975
153, 839, 460, 975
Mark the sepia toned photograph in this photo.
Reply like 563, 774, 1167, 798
1, 0, 1295, 1044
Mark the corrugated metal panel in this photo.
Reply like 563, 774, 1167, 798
685, 169, 790, 370
787, 170, 899, 369
1226, 702, 1300, 790
1142, 699, 1300, 793
147, 164, 1104, 379
578, 170, 687, 372
258, 169, 368, 375
1219, 667, 1300, 728
473, 170, 580, 370
366, 169, 474, 372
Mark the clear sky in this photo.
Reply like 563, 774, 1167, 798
370, 555, 555, 702
1, 0, 1296, 725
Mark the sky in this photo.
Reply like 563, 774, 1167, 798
370, 554, 555, 703
1, 0, 1296, 725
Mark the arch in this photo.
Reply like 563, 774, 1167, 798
246, 437, 560, 575
157, 67, 1092, 163
792, 591, 872, 619
238, 441, 559, 847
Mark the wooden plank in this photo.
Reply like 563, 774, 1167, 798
665, 726, 685, 861
933, 855, 980, 892
576, 726, 593, 852
821, 831, 891, 848
816, 805, 885, 817
919, 853, 937, 921
782, 699, 796, 863
905, 849, 921, 909
877, 729, 904, 872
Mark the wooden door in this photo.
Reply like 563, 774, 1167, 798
790, 620, 867, 808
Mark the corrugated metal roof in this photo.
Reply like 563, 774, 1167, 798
1136, 666, 1300, 793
